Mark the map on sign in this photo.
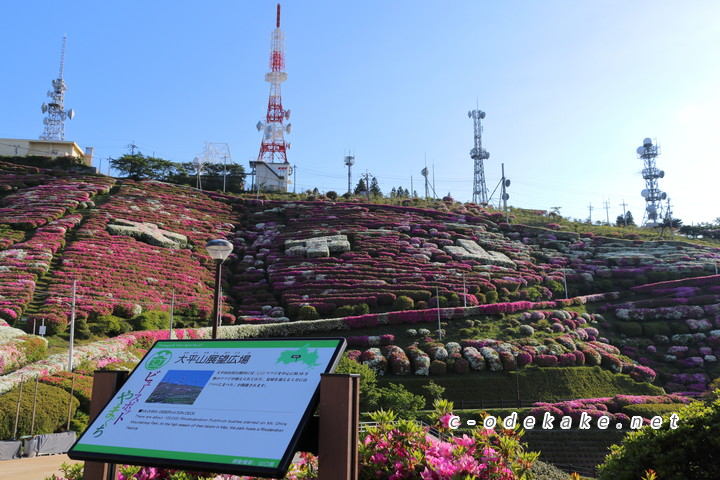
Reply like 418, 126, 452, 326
68, 338, 346, 478
276, 344, 320, 367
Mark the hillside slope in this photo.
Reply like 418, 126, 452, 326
2, 161, 720, 397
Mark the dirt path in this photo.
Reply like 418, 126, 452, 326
0, 454, 82, 480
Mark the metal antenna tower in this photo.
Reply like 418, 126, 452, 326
637, 137, 667, 226
344, 153, 355, 194
40, 34, 75, 140
468, 107, 490, 204
255, 5, 292, 166
196, 142, 233, 192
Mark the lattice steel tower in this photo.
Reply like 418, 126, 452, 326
40, 34, 74, 141
256, 4, 292, 165
469, 108, 490, 204
637, 137, 667, 227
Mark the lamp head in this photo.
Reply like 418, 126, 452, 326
205, 239, 234, 262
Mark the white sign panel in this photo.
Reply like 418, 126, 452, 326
69, 338, 346, 477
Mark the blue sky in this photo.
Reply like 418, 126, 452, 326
2, 1, 719, 225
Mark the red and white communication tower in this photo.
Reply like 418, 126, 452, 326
254, 3, 292, 192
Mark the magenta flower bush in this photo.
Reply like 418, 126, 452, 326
384, 345, 411, 375
361, 348, 388, 376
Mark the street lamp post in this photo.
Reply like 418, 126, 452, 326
205, 239, 234, 339
514, 351, 521, 408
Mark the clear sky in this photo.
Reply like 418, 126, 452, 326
2, 0, 719, 225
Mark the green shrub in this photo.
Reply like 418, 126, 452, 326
133, 310, 170, 331
474, 292, 486, 304
598, 397, 720, 480
388, 366, 662, 405
616, 322, 643, 337
39, 372, 93, 411
335, 355, 380, 411
0, 382, 79, 440
70, 410, 89, 435
486, 291, 499, 303
353, 303, 370, 315
374, 383, 425, 420
670, 322, 690, 334
642, 322, 671, 337
335, 305, 355, 317
298, 305, 319, 320
73, 317, 93, 340
429, 360, 447, 375
621, 403, 686, 419
20, 336, 48, 363
392, 296, 415, 310
90, 314, 133, 336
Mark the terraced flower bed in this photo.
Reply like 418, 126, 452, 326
26, 181, 237, 333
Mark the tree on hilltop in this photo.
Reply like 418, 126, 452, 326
354, 178, 367, 195
369, 176, 382, 197
110, 152, 172, 180
616, 211, 636, 227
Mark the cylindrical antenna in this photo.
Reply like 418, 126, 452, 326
59, 34, 67, 79
276, 3, 281, 28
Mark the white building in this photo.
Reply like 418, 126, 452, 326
253, 161, 292, 192
0, 138, 93, 166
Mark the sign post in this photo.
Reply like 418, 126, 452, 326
319, 373, 359, 480
84, 370, 129, 480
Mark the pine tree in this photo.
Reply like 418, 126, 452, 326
354, 178, 367, 195
369, 177, 382, 197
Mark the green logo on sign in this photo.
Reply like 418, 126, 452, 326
276, 344, 320, 368
145, 350, 172, 370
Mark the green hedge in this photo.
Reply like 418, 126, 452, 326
621, 403, 686, 419
641, 322, 671, 337
616, 322, 643, 337
0, 382, 79, 440
382, 366, 663, 404
39, 372, 93, 411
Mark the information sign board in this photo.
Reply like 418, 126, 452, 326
69, 338, 346, 478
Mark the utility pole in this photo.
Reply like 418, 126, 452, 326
293, 164, 297, 194
432, 164, 436, 200
501, 163, 510, 223
169, 289, 175, 340
588, 203, 594, 224
604, 199, 611, 226
222, 155, 227, 193
365, 170, 370, 200
67, 279, 76, 371
620, 199, 629, 227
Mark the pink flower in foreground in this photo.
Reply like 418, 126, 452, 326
438, 413, 454, 429
454, 434, 474, 448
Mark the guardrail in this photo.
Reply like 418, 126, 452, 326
359, 420, 446, 441
454, 398, 576, 410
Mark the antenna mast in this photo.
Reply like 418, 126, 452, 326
40, 34, 74, 141
254, 3, 292, 191
344, 153, 355, 195
637, 137, 667, 226
468, 107, 490, 204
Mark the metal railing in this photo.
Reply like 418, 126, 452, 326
454, 398, 576, 410
359, 420, 446, 441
